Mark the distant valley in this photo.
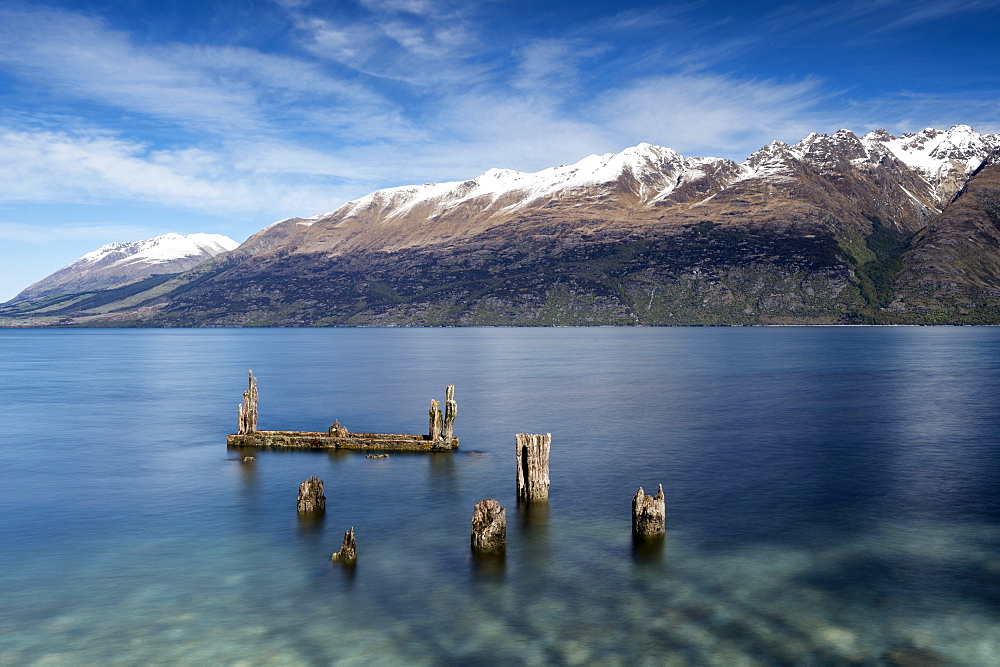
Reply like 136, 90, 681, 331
3, 124, 999, 327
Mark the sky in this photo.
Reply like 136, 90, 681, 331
1, 0, 999, 302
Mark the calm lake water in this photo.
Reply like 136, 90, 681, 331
2, 326, 1000, 664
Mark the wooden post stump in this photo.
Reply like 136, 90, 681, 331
331, 527, 357, 563
516, 433, 550, 501
238, 370, 258, 434
632, 484, 665, 536
471, 499, 506, 553
429, 399, 443, 441
297, 476, 326, 513
443, 385, 457, 444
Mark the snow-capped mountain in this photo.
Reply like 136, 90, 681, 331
76, 232, 237, 268
744, 125, 999, 194
6, 124, 1000, 326
236, 142, 748, 260
334, 143, 735, 219
10, 233, 239, 303
237, 124, 997, 263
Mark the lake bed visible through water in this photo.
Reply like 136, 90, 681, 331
2, 326, 999, 664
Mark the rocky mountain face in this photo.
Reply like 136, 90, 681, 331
889, 153, 1000, 322
9, 233, 239, 304
3, 125, 999, 326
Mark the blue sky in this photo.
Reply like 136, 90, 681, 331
1, 0, 998, 302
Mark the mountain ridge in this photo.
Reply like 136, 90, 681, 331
7, 232, 239, 305
4, 124, 1000, 327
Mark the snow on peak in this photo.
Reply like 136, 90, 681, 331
323, 125, 998, 223
739, 126, 999, 192
337, 143, 705, 222
78, 232, 239, 268
862, 125, 998, 176
742, 141, 795, 175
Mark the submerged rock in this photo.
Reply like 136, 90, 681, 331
882, 646, 948, 666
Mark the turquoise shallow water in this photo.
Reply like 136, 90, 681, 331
2, 326, 1000, 664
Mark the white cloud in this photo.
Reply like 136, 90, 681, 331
0, 8, 396, 139
358, 0, 462, 19
594, 74, 826, 158
0, 127, 361, 218
0, 0, 984, 239
512, 39, 586, 96
0, 10, 262, 132
759, 0, 999, 39
0, 221, 163, 244
287, 1, 484, 85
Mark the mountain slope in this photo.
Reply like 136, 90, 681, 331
3, 125, 1000, 327
885, 151, 1000, 322
9, 233, 239, 304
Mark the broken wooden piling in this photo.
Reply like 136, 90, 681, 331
429, 399, 443, 441
237, 370, 258, 435
331, 527, 357, 563
297, 476, 326, 513
632, 484, 665, 536
443, 385, 457, 444
471, 499, 506, 553
516, 433, 551, 501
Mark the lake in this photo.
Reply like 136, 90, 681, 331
2, 326, 999, 664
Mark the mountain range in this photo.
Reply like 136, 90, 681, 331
3, 124, 999, 326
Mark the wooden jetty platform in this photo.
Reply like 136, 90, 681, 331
226, 372, 459, 451
227, 430, 457, 451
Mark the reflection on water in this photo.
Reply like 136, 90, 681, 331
296, 510, 326, 536
632, 532, 666, 565
471, 551, 506, 582
2, 327, 1000, 663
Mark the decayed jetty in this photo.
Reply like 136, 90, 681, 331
226, 371, 459, 451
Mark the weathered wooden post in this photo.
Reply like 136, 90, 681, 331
238, 369, 258, 435
429, 399, 443, 441
328, 419, 348, 437
516, 433, 551, 501
443, 385, 457, 443
297, 476, 326, 513
471, 499, 506, 553
632, 484, 665, 536
331, 527, 357, 563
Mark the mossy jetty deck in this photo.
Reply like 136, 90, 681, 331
227, 372, 459, 452
227, 429, 458, 451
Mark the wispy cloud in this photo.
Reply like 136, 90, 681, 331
0, 127, 363, 217
596, 73, 828, 156
284, 0, 484, 85
0, 8, 397, 139
846, 92, 1000, 136
0, 10, 262, 133
0, 221, 164, 245
875, 0, 1000, 31
0, 0, 990, 235
759, 0, 999, 39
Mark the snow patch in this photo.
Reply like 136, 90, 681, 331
78, 233, 239, 268
336, 143, 714, 222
